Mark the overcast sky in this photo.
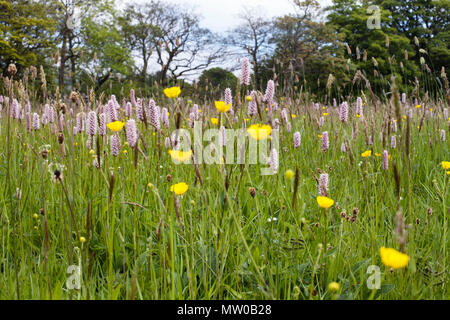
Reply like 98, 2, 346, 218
116, 0, 333, 81
126, 0, 333, 33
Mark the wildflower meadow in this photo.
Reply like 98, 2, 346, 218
0, 0, 449, 302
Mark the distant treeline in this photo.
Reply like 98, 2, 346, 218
0, 0, 449, 101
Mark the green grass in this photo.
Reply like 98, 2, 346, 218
0, 87, 448, 300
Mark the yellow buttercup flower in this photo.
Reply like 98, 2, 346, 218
246, 95, 253, 102
322, 113, 329, 116
215, 101, 231, 113
210, 118, 219, 126
170, 182, 189, 196
318, 134, 323, 139
285, 170, 295, 180
441, 161, 450, 170
356, 114, 361, 118
375, 153, 382, 157
247, 124, 272, 141
380, 247, 409, 269
317, 196, 334, 209
328, 282, 340, 293
107, 121, 125, 132
169, 150, 193, 163
415, 104, 421, 109
291, 114, 297, 119
164, 87, 181, 99
362, 150, 372, 158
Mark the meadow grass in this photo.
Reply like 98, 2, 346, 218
0, 75, 448, 300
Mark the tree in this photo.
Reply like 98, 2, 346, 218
0, 0, 56, 75
373, 0, 450, 78
227, 7, 273, 88
325, 0, 420, 96
197, 67, 238, 99
49, 0, 116, 91
50, 0, 84, 91
118, 2, 161, 82
78, 0, 133, 92
147, 1, 226, 84
262, 0, 347, 97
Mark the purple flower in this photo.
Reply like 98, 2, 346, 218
341, 142, 346, 153
125, 102, 132, 118
391, 135, 396, 149
26, 113, 31, 132
32, 113, 40, 131
99, 113, 106, 136
136, 99, 144, 121
161, 107, 169, 129
319, 116, 324, 127
149, 100, 160, 130
440, 129, 446, 142
281, 108, 288, 123
322, 131, 329, 152
339, 102, 348, 123
248, 91, 257, 116
225, 88, 233, 114
264, 80, 275, 105
87, 111, 97, 136
110, 134, 121, 157
269, 148, 279, 173
240, 58, 250, 86
318, 173, 329, 196
107, 100, 118, 123
392, 120, 397, 133
383, 150, 389, 171
126, 119, 138, 148
220, 126, 226, 146
49, 107, 56, 123
293, 132, 301, 148
286, 122, 291, 133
